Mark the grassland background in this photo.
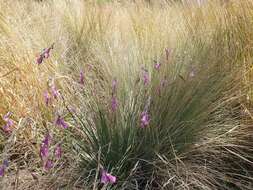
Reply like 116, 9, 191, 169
0, 0, 253, 189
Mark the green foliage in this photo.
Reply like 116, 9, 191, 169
68, 34, 244, 188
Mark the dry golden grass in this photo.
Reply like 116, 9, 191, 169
0, 0, 253, 189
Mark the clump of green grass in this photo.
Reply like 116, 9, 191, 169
68, 35, 249, 189
0, 0, 253, 189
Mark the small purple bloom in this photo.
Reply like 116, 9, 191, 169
44, 47, 53, 59
0, 160, 9, 177
51, 85, 60, 99
55, 144, 62, 159
40, 143, 49, 159
143, 70, 149, 85
36, 44, 54, 64
3, 120, 13, 133
111, 96, 118, 112
154, 61, 161, 70
40, 134, 51, 159
44, 159, 53, 170
79, 70, 85, 85
101, 170, 116, 184
44, 91, 51, 106
140, 111, 150, 128
2, 112, 13, 133
36, 55, 44, 64
55, 115, 68, 129
3, 112, 11, 122
44, 52, 50, 59
154, 63, 161, 70
0, 166, 4, 177
42, 133, 52, 146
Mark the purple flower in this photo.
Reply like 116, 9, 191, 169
143, 70, 149, 85
101, 170, 116, 184
44, 47, 53, 59
40, 134, 55, 170
0, 166, 4, 177
3, 120, 13, 133
51, 84, 60, 99
55, 115, 68, 129
44, 159, 53, 170
45, 43, 54, 56
2, 112, 13, 133
79, 70, 85, 85
140, 111, 150, 128
154, 61, 161, 70
44, 91, 51, 106
54, 144, 62, 159
36, 44, 54, 64
111, 96, 118, 112
44, 52, 50, 59
3, 112, 11, 121
36, 55, 44, 64
40, 134, 51, 159
40, 143, 49, 159
0, 160, 9, 177
42, 133, 52, 146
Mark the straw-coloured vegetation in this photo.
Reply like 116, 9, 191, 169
0, 0, 253, 189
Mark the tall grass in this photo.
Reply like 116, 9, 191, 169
0, 0, 253, 189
